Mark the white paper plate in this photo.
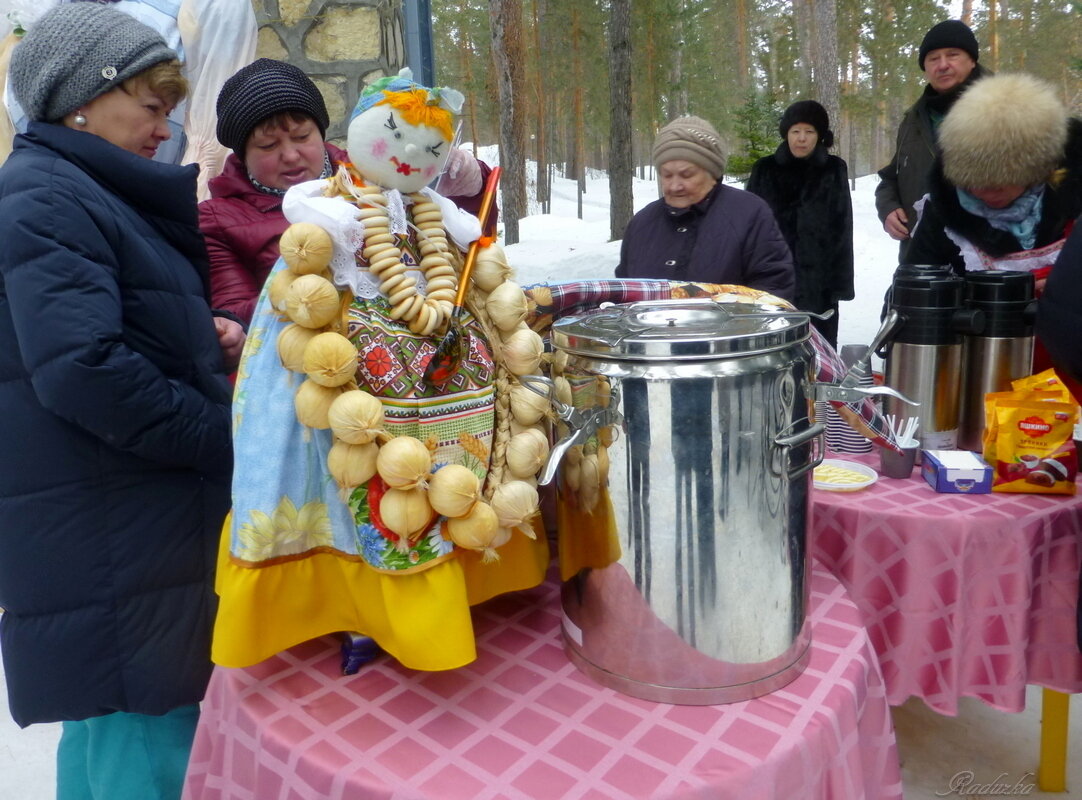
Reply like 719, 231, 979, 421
813, 459, 878, 492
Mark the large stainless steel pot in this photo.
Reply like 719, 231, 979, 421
537, 298, 824, 705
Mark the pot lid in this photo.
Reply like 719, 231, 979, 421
550, 299, 810, 360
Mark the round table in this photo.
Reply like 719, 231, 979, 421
811, 451, 1082, 715
183, 563, 902, 800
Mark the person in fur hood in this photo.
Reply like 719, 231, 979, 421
746, 100, 853, 346
906, 73, 1082, 284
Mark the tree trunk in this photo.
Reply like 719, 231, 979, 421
458, 35, 478, 157
667, 0, 688, 119
847, 41, 858, 184
608, 0, 633, 241
571, 6, 586, 219
810, 0, 840, 134
792, 0, 815, 94
1019, 0, 1032, 70
734, 0, 749, 90
999, 0, 1011, 69
489, 0, 527, 243
532, 0, 549, 212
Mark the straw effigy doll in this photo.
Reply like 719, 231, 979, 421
212, 70, 550, 672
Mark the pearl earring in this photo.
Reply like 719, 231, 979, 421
74, 113, 87, 126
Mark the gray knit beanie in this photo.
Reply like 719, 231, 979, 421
215, 59, 329, 155
652, 116, 727, 179
10, 3, 176, 123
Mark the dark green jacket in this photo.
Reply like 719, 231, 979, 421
875, 66, 989, 261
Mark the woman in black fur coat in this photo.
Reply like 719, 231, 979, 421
747, 100, 853, 346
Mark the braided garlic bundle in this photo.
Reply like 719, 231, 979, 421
275, 222, 390, 511
457, 247, 549, 542
547, 353, 614, 514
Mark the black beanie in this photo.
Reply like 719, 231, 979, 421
779, 100, 833, 149
215, 58, 329, 154
918, 20, 979, 69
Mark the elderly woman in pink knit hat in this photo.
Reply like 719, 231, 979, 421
616, 115, 794, 301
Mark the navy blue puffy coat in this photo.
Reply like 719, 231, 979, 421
0, 123, 233, 726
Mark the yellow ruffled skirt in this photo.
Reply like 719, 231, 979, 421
212, 515, 549, 670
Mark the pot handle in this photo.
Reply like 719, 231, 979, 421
773, 420, 825, 480
517, 374, 582, 486
518, 374, 620, 487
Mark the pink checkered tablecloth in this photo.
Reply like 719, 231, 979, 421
811, 451, 1082, 715
184, 564, 902, 800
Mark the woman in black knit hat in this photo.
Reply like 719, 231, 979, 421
746, 100, 854, 346
200, 58, 494, 326
199, 58, 343, 326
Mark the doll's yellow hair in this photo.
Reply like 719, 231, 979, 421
376, 89, 454, 141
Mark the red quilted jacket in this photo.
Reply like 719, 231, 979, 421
199, 143, 348, 325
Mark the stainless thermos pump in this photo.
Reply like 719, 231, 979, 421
956, 271, 1036, 451
881, 265, 984, 450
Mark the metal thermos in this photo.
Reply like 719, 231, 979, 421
957, 271, 1036, 452
882, 265, 984, 450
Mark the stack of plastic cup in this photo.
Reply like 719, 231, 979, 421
822, 344, 876, 454
818, 400, 873, 454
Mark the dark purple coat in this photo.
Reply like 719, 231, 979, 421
616, 182, 795, 301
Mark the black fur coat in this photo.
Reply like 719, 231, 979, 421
746, 144, 854, 314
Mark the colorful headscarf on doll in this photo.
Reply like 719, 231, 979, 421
347, 68, 463, 193
350, 67, 464, 124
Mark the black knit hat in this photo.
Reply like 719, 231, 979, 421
919, 20, 979, 69
215, 58, 329, 154
779, 100, 833, 149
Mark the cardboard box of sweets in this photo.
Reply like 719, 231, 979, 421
921, 450, 993, 494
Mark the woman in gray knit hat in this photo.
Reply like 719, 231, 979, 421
616, 115, 795, 301
0, 4, 241, 798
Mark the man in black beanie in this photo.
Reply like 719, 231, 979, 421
875, 19, 985, 261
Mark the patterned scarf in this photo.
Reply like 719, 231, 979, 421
957, 184, 1046, 250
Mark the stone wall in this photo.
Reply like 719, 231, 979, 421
250, 1, 406, 144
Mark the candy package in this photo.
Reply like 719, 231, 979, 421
1010, 368, 1075, 399
986, 396, 1078, 494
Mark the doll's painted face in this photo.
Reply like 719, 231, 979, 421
348, 104, 452, 193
